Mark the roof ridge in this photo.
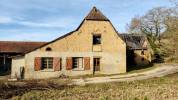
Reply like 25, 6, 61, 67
85, 6, 109, 21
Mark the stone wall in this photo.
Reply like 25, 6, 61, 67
12, 20, 126, 79
11, 57, 25, 79
134, 49, 151, 66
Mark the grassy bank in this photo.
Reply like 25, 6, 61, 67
0, 72, 174, 100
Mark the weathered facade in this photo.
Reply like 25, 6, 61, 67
11, 7, 126, 79
11, 7, 152, 79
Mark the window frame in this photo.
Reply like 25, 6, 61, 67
41, 57, 53, 70
93, 57, 100, 71
93, 34, 101, 45
141, 57, 145, 61
72, 57, 84, 70
46, 47, 52, 51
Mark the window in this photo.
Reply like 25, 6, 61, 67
93, 34, 101, 45
141, 57, 145, 61
0, 57, 3, 65
141, 50, 144, 55
72, 57, 83, 70
46, 47, 52, 51
41, 57, 53, 70
73, 58, 78, 69
94, 58, 100, 71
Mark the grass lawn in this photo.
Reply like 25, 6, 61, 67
0, 71, 177, 100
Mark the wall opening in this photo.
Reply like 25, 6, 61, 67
46, 47, 52, 51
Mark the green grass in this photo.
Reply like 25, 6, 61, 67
3, 72, 177, 100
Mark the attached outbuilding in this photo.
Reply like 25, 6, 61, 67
0, 41, 46, 75
120, 34, 152, 69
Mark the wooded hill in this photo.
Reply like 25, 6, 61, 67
127, 1, 178, 63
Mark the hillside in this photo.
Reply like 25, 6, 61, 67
159, 27, 178, 63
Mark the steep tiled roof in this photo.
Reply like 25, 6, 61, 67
0, 41, 46, 53
120, 34, 147, 50
85, 7, 109, 21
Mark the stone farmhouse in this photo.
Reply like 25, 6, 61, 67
10, 7, 152, 79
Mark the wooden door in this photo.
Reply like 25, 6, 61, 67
93, 58, 100, 72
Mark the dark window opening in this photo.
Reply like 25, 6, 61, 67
93, 34, 101, 45
141, 58, 145, 61
72, 57, 83, 69
46, 47, 52, 51
141, 50, 144, 55
41, 57, 53, 70
0, 57, 11, 72
73, 58, 78, 69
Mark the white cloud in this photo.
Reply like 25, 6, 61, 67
19, 21, 58, 28
0, 32, 59, 41
18, 17, 76, 28
0, 28, 69, 41
0, 16, 13, 24
0, 15, 77, 29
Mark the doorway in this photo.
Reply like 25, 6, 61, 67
93, 58, 100, 74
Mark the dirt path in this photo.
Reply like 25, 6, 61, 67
71, 64, 178, 85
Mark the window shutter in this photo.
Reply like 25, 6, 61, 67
53, 57, 61, 71
34, 57, 41, 71
66, 57, 72, 70
84, 57, 90, 70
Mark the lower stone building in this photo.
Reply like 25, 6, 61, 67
120, 34, 152, 70
0, 41, 46, 74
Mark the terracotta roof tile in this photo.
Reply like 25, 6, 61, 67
85, 7, 109, 21
0, 41, 46, 53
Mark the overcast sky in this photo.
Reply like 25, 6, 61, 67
0, 0, 174, 41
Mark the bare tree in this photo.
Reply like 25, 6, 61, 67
164, 4, 178, 58
169, 0, 178, 7
127, 7, 175, 43
127, 1, 178, 61
127, 16, 142, 34
141, 7, 170, 43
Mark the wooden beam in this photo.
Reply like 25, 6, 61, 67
3, 54, 6, 65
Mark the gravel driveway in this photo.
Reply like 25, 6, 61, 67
71, 64, 178, 85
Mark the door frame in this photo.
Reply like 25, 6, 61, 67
93, 57, 101, 75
